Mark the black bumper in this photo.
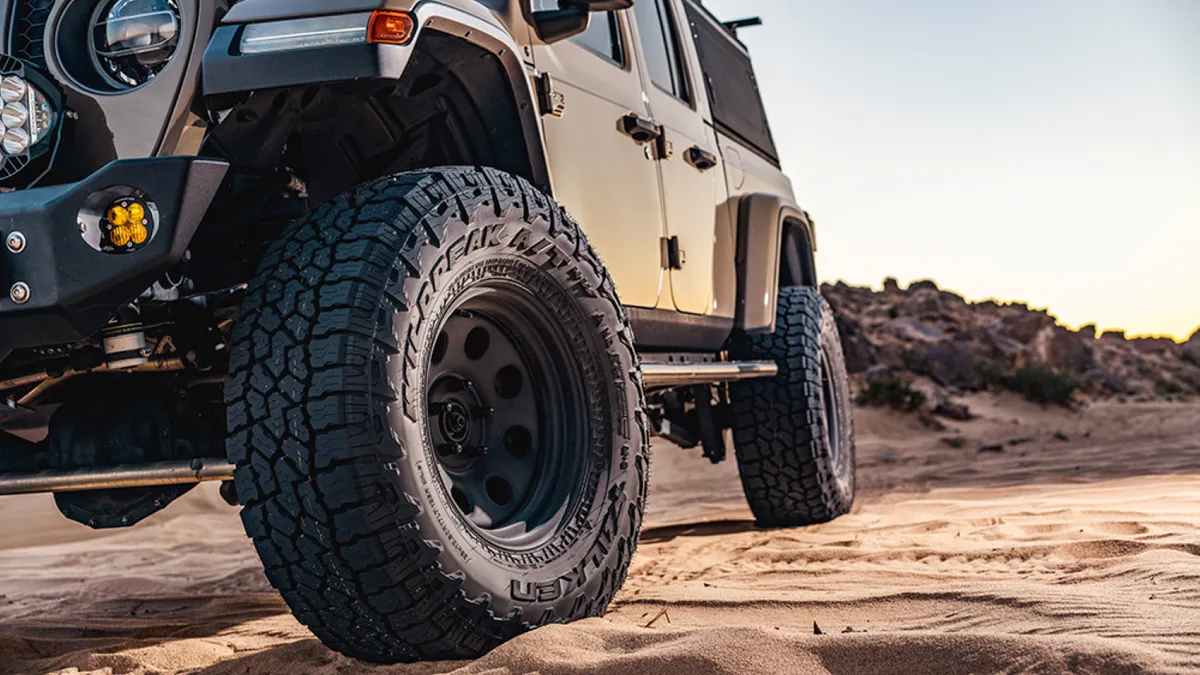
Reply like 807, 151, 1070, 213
0, 157, 228, 351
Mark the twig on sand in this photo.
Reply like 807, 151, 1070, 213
644, 604, 671, 628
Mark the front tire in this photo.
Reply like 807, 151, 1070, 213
729, 286, 856, 527
224, 167, 649, 663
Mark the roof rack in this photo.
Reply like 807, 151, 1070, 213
684, 0, 752, 51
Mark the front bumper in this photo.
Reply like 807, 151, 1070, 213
0, 157, 228, 351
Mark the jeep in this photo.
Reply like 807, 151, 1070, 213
0, 0, 855, 663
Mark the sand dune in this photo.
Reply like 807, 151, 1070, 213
2, 394, 1199, 674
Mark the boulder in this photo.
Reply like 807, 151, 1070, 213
1100, 329, 1127, 341
885, 317, 946, 344
1083, 368, 1129, 395
902, 289, 947, 319
907, 279, 939, 293
1078, 324, 1097, 340
882, 277, 901, 293
920, 340, 985, 390
965, 326, 1027, 364
1048, 326, 1096, 372
934, 400, 973, 421
999, 311, 1056, 344
938, 290, 968, 310
1184, 340, 1200, 367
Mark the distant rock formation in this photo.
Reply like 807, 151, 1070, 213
824, 279, 1200, 400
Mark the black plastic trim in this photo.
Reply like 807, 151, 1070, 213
627, 307, 733, 351
0, 157, 229, 349
202, 22, 415, 95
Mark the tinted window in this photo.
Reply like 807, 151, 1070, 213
684, 1, 778, 163
530, 2, 624, 66
573, 12, 624, 65
633, 0, 690, 103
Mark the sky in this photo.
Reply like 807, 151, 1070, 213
704, 0, 1200, 340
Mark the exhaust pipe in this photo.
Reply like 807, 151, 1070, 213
0, 459, 235, 496
640, 360, 778, 389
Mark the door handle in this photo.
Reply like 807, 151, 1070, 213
619, 113, 661, 143
685, 146, 719, 171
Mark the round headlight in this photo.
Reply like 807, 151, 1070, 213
90, 0, 180, 89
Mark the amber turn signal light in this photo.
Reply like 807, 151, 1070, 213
368, 10, 415, 45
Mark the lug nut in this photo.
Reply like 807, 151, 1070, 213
471, 406, 494, 419
5, 231, 24, 253
9, 282, 29, 304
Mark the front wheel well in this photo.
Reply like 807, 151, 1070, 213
201, 30, 544, 205
187, 30, 547, 295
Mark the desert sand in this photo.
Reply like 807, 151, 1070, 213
2, 393, 1199, 674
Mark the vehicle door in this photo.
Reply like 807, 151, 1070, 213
529, 4, 667, 310
628, 0, 726, 316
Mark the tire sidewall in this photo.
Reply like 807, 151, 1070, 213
817, 292, 856, 501
382, 186, 646, 623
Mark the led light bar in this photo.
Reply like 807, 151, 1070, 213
239, 10, 416, 56
0, 73, 54, 155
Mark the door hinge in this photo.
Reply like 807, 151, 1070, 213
655, 129, 673, 161
534, 72, 565, 118
661, 236, 685, 270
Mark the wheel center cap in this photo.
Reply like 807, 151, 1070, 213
440, 401, 470, 443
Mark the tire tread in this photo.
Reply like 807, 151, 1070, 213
225, 167, 647, 663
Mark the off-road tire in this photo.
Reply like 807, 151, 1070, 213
224, 167, 649, 663
728, 286, 855, 527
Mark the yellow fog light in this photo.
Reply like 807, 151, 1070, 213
109, 225, 132, 247
100, 196, 155, 252
128, 221, 148, 245
107, 204, 130, 226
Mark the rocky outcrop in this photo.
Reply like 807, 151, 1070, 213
1181, 329, 1200, 367
823, 279, 1200, 400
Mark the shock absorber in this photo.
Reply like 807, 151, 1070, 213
101, 309, 149, 369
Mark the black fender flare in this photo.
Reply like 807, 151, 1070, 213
201, 1, 551, 192
735, 192, 818, 335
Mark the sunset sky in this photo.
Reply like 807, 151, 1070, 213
704, 0, 1199, 340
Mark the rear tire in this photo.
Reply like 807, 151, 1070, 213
729, 286, 855, 527
224, 167, 649, 663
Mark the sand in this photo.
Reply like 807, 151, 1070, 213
2, 393, 1199, 674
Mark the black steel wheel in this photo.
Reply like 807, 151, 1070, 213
425, 289, 589, 550
225, 167, 649, 663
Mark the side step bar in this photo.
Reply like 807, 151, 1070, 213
0, 459, 235, 496
0, 363, 777, 496
640, 360, 778, 390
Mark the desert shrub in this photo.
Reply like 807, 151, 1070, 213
978, 361, 1007, 387
1155, 379, 1184, 396
1000, 364, 1079, 406
857, 377, 927, 411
